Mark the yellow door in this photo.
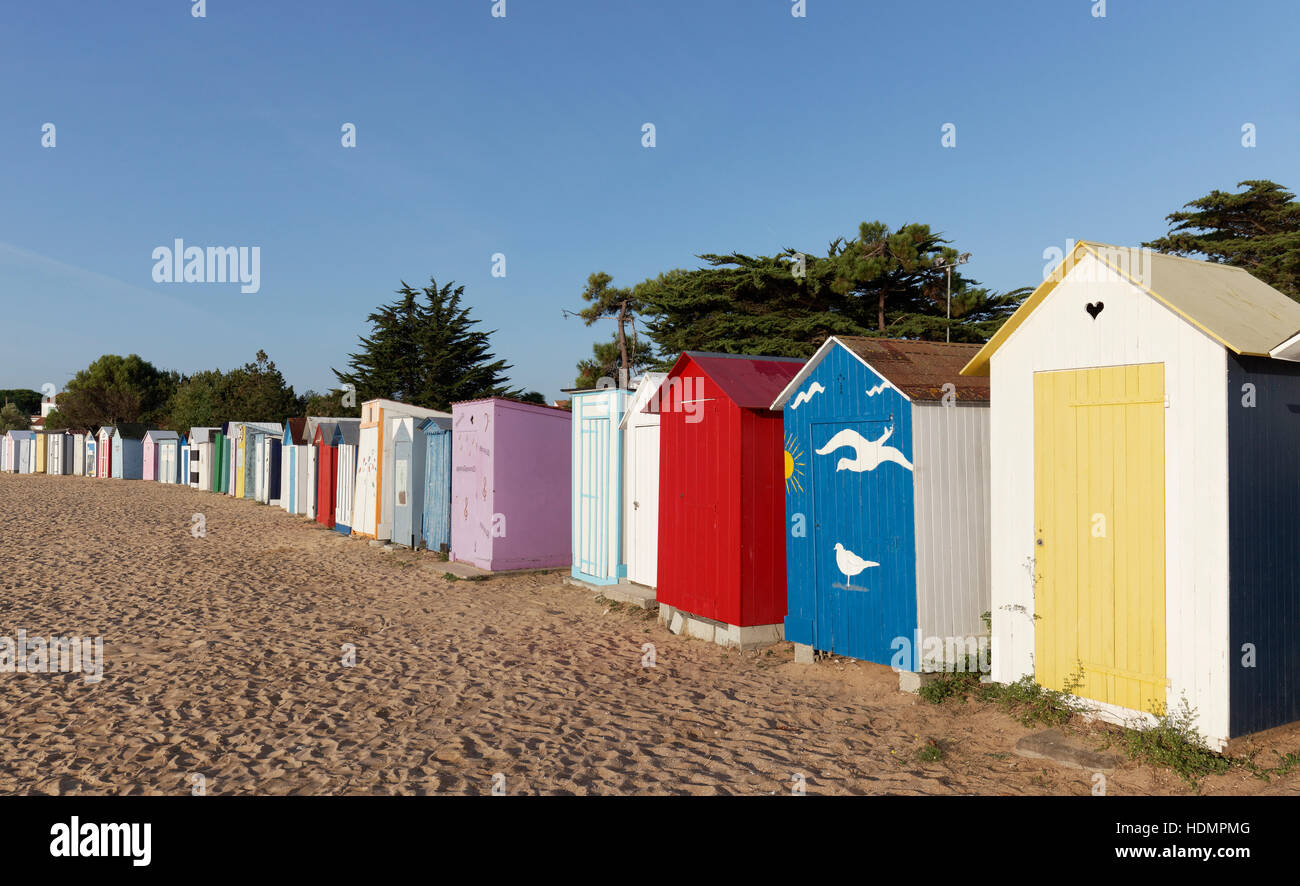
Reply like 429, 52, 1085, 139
235, 429, 247, 498
1034, 363, 1166, 713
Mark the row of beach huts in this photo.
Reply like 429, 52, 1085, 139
5, 242, 1300, 748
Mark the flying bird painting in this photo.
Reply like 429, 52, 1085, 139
815, 425, 913, 473
790, 381, 825, 410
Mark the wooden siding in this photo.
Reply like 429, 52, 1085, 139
1226, 354, 1300, 736
622, 374, 665, 588
988, 251, 1231, 745
1034, 364, 1167, 714
782, 343, 917, 662
571, 389, 627, 585
422, 424, 452, 553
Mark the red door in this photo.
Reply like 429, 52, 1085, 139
316, 445, 337, 528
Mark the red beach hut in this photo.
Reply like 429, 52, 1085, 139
313, 421, 341, 529
647, 351, 804, 649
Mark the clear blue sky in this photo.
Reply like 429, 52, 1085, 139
2, 0, 1297, 400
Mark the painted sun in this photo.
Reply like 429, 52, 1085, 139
784, 432, 806, 494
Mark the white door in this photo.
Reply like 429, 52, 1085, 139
306, 447, 317, 518
628, 422, 660, 587
160, 443, 175, 484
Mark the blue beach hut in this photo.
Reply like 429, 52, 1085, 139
111, 424, 152, 480
419, 416, 453, 554
770, 337, 991, 670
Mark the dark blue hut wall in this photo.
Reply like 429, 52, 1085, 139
1227, 354, 1300, 737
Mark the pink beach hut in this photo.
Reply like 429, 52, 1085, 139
449, 398, 572, 571
142, 430, 179, 482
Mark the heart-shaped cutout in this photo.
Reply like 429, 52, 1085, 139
1086, 301, 1104, 319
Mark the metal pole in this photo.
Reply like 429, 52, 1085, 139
946, 266, 952, 343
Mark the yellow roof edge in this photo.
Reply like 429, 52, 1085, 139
960, 240, 1092, 376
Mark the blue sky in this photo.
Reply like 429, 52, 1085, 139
2, 0, 1297, 399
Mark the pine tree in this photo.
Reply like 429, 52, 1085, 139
574, 336, 655, 389
1144, 180, 1300, 300
334, 278, 520, 412
636, 222, 1027, 367
0, 402, 30, 433
575, 273, 647, 388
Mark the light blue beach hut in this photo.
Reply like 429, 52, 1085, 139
419, 417, 453, 554
569, 386, 631, 586
15, 431, 35, 474
111, 424, 151, 480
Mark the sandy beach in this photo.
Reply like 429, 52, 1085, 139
0, 472, 1296, 796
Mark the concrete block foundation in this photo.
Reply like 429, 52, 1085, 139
658, 603, 783, 651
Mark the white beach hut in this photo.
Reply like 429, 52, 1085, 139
351, 399, 451, 542
620, 373, 666, 589
961, 240, 1300, 748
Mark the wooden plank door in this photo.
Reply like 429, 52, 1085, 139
1033, 364, 1166, 713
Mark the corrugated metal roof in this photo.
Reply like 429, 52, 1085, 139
313, 421, 339, 444
962, 241, 1300, 375
647, 351, 804, 413
144, 430, 179, 442
772, 337, 988, 407
332, 419, 362, 446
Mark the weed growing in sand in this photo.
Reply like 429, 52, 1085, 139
982, 667, 1088, 728
1262, 751, 1300, 778
917, 670, 982, 704
916, 740, 944, 762
443, 572, 460, 582
1106, 697, 1233, 789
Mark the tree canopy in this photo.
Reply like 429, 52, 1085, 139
1144, 179, 1300, 300
165, 352, 301, 429
574, 335, 656, 389
0, 402, 30, 433
334, 278, 522, 411
53, 354, 175, 428
574, 272, 649, 388
0, 390, 42, 416
301, 389, 361, 418
634, 222, 1027, 367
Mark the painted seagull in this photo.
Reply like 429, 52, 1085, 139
815, 425, 913, 472
834, 543, 879, 587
